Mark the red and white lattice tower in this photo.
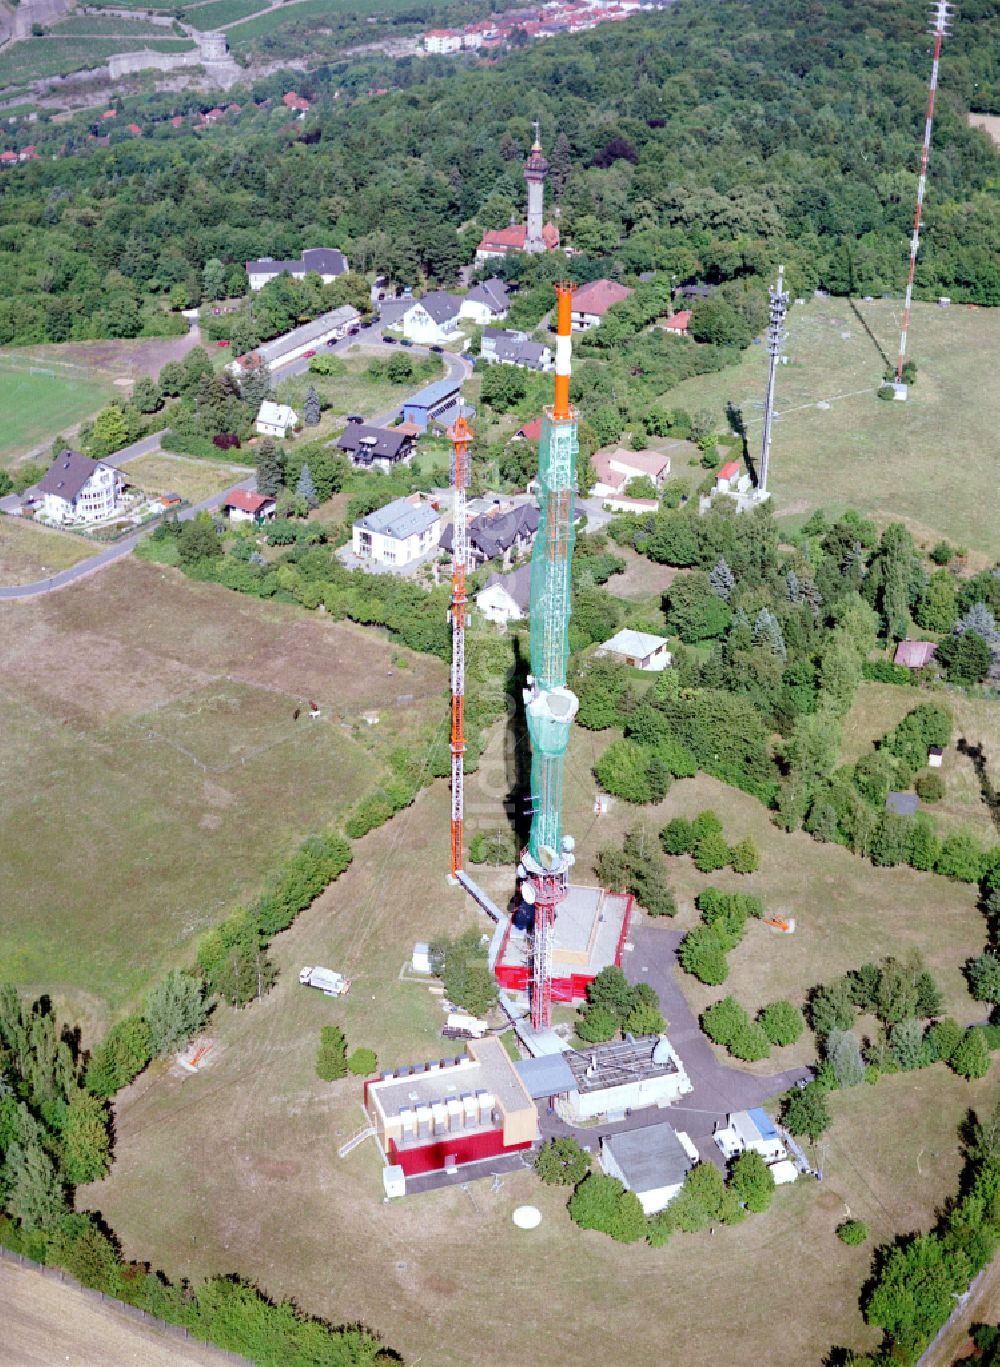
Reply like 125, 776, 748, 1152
896, 0, 955, 385
448, 413, 472, 879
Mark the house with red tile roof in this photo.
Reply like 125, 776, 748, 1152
281, 91, 310, 112
126, 123, 142, 136
476, 220, 560, 263
893, 640, 939, 670
663, 309, 692, 336
570, 279, 633, 331
223, 490, 276, 523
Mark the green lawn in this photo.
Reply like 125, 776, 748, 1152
51, 15, 177, 34
275, 352, 444, 441
0, 357, 116, 466
660, 297, 1000, 557
181, 0, 266, 27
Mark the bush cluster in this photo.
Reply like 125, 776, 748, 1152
659, 809, 759, 875
702, 996, 804, 1060
678, 888, 765, 985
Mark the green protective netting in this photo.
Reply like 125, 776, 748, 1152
526, 412, 579, 863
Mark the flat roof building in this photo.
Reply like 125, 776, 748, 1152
364, 1037, 538, 1176
495, 885, 633, 1007
600, 1121, 697, 1214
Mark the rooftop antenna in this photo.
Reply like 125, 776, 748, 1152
757, 264, 789, 497
894, 0, 955, 396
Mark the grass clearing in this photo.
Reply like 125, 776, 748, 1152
842, 681, 999, 846
224, 0, 410, 42
51, 15, 177, 35
0, 557, 446, 1017
275, 351, 444, 440
660, 296, 1000, 556
88, 771, 998, 1367
181, 0, 266, 27
0, 357, 116, 465
122, 452, 249, 503
0, 517, 97, 586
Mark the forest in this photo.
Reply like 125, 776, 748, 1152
0, 0, 999, 344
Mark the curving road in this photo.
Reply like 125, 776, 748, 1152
0, 330, 471, 601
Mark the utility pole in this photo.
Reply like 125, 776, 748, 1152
757, 265, 789, 497
895, 0, 955, 391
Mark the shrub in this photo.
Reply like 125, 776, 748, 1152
759, 1000, 805, 1047
926, 1017, 963, 1064
915, 771, 945, 802
660, 817, 694, 855
568, 1173, 647, 1243
577, 1003, 620, 1043
782, 1082, 831, 1140
690, 809, 723, 842
729, 1021, 772, 1062
836, 1218, 869, 1246
702, 996, 748, 1047
85, 1016, 153, 1098
316, 1026, 348, 1081
535, 1137, 591, 1186
729, 837, 759, 874
347, 1047, 377, 1076
679, 925, 729, 985
950, 1026, 991, 1080
693, 832, 731, 873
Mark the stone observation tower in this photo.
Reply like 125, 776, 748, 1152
523, 121, 550, 255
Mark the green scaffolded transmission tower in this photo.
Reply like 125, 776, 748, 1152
520, 283, 579, 1031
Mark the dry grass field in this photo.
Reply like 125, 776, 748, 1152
0, 558, 446, 1026
88, 767, 998, 1367
660, 296, 1000, 557
0, 517, 96, 586
122, 452, 251, 503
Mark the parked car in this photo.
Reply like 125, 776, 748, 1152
430, 344, 444, 353
346, 414, 364, 424
382, 333, 396, 344
215, 339, 230, 347
303, 349, 316, 358
399, 338, 413, 348
348, 325, 361, 336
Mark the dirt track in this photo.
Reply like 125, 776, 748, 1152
0, 1259, 235, 1366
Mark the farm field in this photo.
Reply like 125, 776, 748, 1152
123, 451, 251, 503
0, 357, 116, 466
660, 297, 1000, 557
0, 37, 194, 86
841, 681, 999, 847
0, 557, 446, 1027
88, 767, 998, 1367
274, 351, 444, 439
0, 517, 97, 587
222, 0, 415, 43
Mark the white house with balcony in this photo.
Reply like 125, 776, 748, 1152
351, 494, 440, 568
37, 449, 124, 525
256, 400, 299, 439
400, 291, 462, 345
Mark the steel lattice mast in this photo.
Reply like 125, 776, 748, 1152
896, 0, 955, 383
521, 284, 580, 1031
448, 413, 472, 879
757, 265, 789, 496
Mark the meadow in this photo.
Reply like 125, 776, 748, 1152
0, 356, 116, 466
51, 15, 178, 35
89, 764, 997, 1367
0, 557, 446, 1028
661, 296, 1000, 557
0, 517, 97, 586
275, 350, 445, 440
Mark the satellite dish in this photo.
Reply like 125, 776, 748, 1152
522, 884, 536, 905
561, 835, 576, 853
512, 1205, 542, 1230
517, 863, 527, 880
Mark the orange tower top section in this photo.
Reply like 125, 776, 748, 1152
552, 283, 573, 422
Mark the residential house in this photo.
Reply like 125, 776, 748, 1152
475, 220, 560, 263
716, 460, 751, 495
281, 90, 310, 113
423, 27, 463, 52
592, 447, 672, 502
256, 401, 298, 439
476, 563, 531, 626
401, 376, 463, 431
37, 449, 124, 525
400, 291, 463, 345
352, 495, 440, 567
713, 1109, 798, 1184
894, 639, 938, 670
596, 628, 672, 672
223, 490, 276, 523
232, 305, 359, 373
663, 309, 692, 337
514, 416, 543, 443
599, 1123, 697, 1216
336, 423, 416, 469
245, 247, 348, 291
458, 278, 510, 325
677, 283, 712, 302
570, 279, 633, 331
480, 328, 553, 371
441, 500, 540, 569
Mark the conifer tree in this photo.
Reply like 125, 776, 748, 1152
304, 384, 321, 427
296, 463, 318, 508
